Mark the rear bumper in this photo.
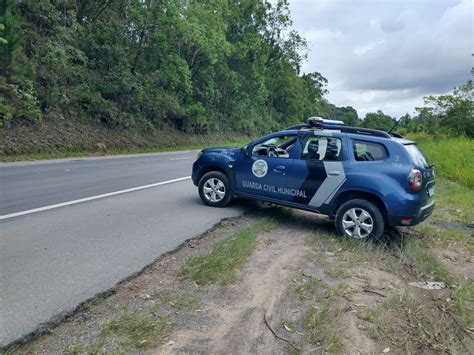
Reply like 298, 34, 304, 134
414, 199, 435, 224
388, 199, 435, 226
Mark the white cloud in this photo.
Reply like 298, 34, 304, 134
288, 0, 472, 118
352, 40, 385, 56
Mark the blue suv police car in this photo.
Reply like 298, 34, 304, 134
192, 118, 435, 240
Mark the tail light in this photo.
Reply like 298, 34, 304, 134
408, 169, 423, 191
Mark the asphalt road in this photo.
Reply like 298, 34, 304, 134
0, 151, 248, 346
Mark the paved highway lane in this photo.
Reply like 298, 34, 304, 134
0, 152, 249, 345
1, 151, 200, 215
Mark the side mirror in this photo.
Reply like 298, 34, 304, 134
241, 145, 250, 156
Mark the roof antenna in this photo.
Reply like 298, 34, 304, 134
388, 115, 406, 134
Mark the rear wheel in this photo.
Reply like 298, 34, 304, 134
198, 171, 232, 207
335, 199, 384, 240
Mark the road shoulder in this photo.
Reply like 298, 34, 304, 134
10, 203, 473, 354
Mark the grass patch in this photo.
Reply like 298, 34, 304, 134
325, 265, 346, 278
414, 224, 471, 252
179, 215, 279, 285
366, 292, 465, 353
153, 290, 201, 311
99, 310, 171, 351
66, 341, 108, 354
414, 136, 474, 188
396, 237, 474, 329
303, 304, 345, 353
323, 283, 351, 300
66, 310, 172, 353
357, 305, 382, 323
294, 272, 349, 352
295, 276, 321, 301
428, 179, 474, 225
398, 238, 451, 282
308, 229, 391, 269
450, 280, 474, 330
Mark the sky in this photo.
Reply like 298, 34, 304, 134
287, 0, 472, 118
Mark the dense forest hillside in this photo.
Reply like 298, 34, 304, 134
0, 0, 472, 157
1, 0, 331, 132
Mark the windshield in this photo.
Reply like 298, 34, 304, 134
404, 144, 430, 169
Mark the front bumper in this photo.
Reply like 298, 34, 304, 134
191, 161, 200, 186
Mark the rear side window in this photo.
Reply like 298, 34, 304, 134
404, 144, 430, 168
353, 141, 387, 161
302, 136, 343, 161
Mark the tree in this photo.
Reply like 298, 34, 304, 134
326, 106, 361, 126
1, 0, 333, 133
416, 80, 473, 137
362, 110, 396, 130
1, 0, 22, 77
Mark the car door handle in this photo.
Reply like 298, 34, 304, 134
328, 170, 341, 176
273, 166, 286, 173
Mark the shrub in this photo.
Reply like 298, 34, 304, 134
417, 137, 474, 188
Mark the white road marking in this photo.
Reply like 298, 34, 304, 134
0, 176, 191, 221
169, 157, 193, 161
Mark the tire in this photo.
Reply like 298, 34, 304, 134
335, 199, 384, 240
198, 171, 232, 207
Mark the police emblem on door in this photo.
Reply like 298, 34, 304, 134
252, 159, 268, 178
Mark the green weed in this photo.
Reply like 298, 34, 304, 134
417, 137, 474, 188
179, 216, 278, 285
396, 238, 473, 329
294, 276, 321, 301
153, 290, 201, 311
398, 238, 450, 282
66, 341, 107, 354
357, 305, 382, 323
100, 310, 171, 350
303, 304, 345, 353
367, 292, 464, 353
431, 179, 473, 225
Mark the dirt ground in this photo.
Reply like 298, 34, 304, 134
9, 208, 474, 354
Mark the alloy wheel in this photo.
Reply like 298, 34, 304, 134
203, 178, 226, 203
341, 208, 374, 239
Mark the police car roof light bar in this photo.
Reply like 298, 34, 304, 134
306, 116, 392, 138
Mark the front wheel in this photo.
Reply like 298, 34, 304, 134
198, 172, 232, 207
335, 199, 384, 240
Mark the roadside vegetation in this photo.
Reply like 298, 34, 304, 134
1, 0, 329, 156
413, 135, 474, 188
69, 311, 172, 353
2, 1, 471, 159
179, 215, 279, 285
0, 131, 251, 162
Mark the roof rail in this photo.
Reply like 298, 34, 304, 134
387, 131, 404, 138
285, 123, 311, 130
285, 120, 392, 139
337, 126, 392, 138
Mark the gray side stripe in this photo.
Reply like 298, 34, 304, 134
308, 161, 346, 208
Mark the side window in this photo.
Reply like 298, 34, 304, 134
251, 135, 297, 159
353, 141, 387, 161
301, 136, 343, 161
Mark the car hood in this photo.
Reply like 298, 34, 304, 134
201, 147, 241, 155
